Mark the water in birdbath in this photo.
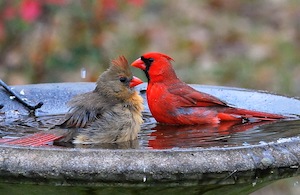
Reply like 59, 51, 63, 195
1, 82, 300, 194
1, 113, 300, 150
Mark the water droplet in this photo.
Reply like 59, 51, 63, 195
142, 167, 147, 182
277, 138, 293, 143
5, 110, 21, 122
81, 68, 86, 79
20, 89, 25, 95
261, 157, 273, 166
259, 141, 267, 145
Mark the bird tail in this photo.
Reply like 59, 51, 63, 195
218, 107, 287, 122
0, 129, 69, 147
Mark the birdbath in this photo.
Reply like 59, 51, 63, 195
0, 82, 300, 193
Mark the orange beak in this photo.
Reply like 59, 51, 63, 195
131, 58, 146, 70
129, 76, 143, 88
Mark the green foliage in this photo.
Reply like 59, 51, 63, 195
0, 0, 299, 95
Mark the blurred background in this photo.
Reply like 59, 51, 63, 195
0, 0, 299, 96
0, 0, 300, 194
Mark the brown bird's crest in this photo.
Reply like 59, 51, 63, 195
108, 55, 132, 77
111, 56, 129, 69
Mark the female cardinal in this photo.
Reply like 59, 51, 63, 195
131, 52, 286, 125
2, 56, 144, 146
56, 55, 144, 144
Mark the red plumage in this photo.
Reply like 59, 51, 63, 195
131, 52, 286, 125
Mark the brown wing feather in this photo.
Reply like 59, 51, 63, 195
57, 107, 98, 128
54, 92, 102, 128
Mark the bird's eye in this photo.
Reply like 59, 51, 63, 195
141, 56, 154, 64
119, 77, 127, 83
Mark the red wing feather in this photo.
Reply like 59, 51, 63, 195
167, 82, 228, 107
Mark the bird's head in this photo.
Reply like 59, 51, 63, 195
96, 56, 143, 99
131, 52, 175, 82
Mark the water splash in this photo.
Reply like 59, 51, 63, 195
143, 167, 147, 182
81, 68, 87, 79
20, 89, 25, 95
3, 110, 22, 124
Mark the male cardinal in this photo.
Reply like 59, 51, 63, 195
2, 56, 144, 146
131, 52, 286, 125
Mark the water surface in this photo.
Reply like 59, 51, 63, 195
1, 113, 300, 150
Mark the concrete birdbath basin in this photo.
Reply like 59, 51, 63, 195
0, 82, 300, 194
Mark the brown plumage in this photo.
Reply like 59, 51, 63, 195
2, 56, 144, 146
56, 56, 144, 144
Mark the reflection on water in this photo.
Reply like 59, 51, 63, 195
148, 121, 273, 149
149, 119, 300, 149
0, 112, 300, 150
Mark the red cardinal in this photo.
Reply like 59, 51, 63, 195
1, 56, 144, 146
131, 52, 286, 125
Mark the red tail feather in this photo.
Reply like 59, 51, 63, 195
219, 107, 285, 122
0, 132, 64, 147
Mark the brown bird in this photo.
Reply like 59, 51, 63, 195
2, 56, 144, 146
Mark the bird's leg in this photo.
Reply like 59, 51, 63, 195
0, 79, 43, 115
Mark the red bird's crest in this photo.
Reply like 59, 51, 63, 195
143, 52, 174, 62
157, 53, 174, 62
